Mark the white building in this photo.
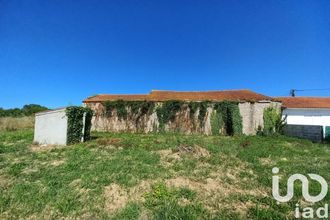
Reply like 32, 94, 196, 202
34, 108, 68, 145
278, 97, 330, 139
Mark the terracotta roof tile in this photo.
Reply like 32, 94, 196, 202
83, 94, 149, 102
276, 97, 330, 108
83, 90, 273, 103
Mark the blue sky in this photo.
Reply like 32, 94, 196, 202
1, 0, 330, 108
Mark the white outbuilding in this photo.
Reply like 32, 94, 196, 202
278, 97, 330, 140
34, 106, 92, 146
34, 108, 68, 145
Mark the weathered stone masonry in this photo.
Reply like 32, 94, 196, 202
83, 90, 281, 135
239, 102, 282, 135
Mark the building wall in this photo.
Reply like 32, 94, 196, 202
34, 109, 68, 145
283, 108, 330, 138
86, 101, 281, 135
284, 124, 323, 142
239, 101, 282, 135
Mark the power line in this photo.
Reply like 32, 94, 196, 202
290, 88, 330, 97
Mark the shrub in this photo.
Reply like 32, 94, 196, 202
66, 106, 93, 144
263, 107, 286, 135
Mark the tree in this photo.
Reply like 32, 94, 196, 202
0, 104, 48, 117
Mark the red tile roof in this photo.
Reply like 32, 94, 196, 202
276, 97, 330, 108
83, 90, 273, 103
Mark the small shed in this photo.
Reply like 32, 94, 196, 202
34, 107, 93, 146
34, 108, 68, 145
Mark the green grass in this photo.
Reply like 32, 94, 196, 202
0, 130, 329, 219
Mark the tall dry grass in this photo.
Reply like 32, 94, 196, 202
0, 117, 34, 131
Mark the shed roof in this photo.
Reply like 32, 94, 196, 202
83, 89, 273, 103
276, 97, 330, 109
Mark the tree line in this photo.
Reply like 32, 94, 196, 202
0, 104, 48, 117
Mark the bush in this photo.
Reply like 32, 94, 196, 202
263, 107, 286, 135
66, 106, 93, 144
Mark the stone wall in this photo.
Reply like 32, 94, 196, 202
239, 101, 282, 135
284, 125, 324, 142
85, 101, 281, 135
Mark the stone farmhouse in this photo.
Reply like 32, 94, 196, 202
83, 89, 281, 135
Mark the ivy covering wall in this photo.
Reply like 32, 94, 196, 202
101, 100, 243, 136
213, 101, 243, 135
104, 100, 155, 121
66, 106, 93, 144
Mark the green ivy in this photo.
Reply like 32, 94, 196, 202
104, 100, 155, 121
187, 101, 211, 127
197, 101, 210, 126
66, 106, 93, 144
228, 103, 243, 135
210, 111, 223, 135
101, 100, 243, 135
129, 101, 155, 127
83, 108, 94, 141
103, 100, 128, 120
213, 101, 242, 135
188, 102, 199, 119
156, 101, 184, 131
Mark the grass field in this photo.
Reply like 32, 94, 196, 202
0, 130, 329, 219
0, 117, 34, 131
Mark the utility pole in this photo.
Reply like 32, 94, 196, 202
289, 88, 330, 97
290, 89, 296, 97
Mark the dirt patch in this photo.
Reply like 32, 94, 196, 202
50, 160, 65, 166
157, 149, 181, 166
2, 142, 14, 146
0, 175, 12, 188
30, 144, 66, 152
165, 176, 267, 214
259, 157, 275, 166
69, 179, 82, 187
165, 176, 221, 193
157, 145, 210, 166
105, 184, 128, 212
104, 180, 156, 214
173, 145, 210, 158
22, 167, 39, 174
96, 138, 122, 147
